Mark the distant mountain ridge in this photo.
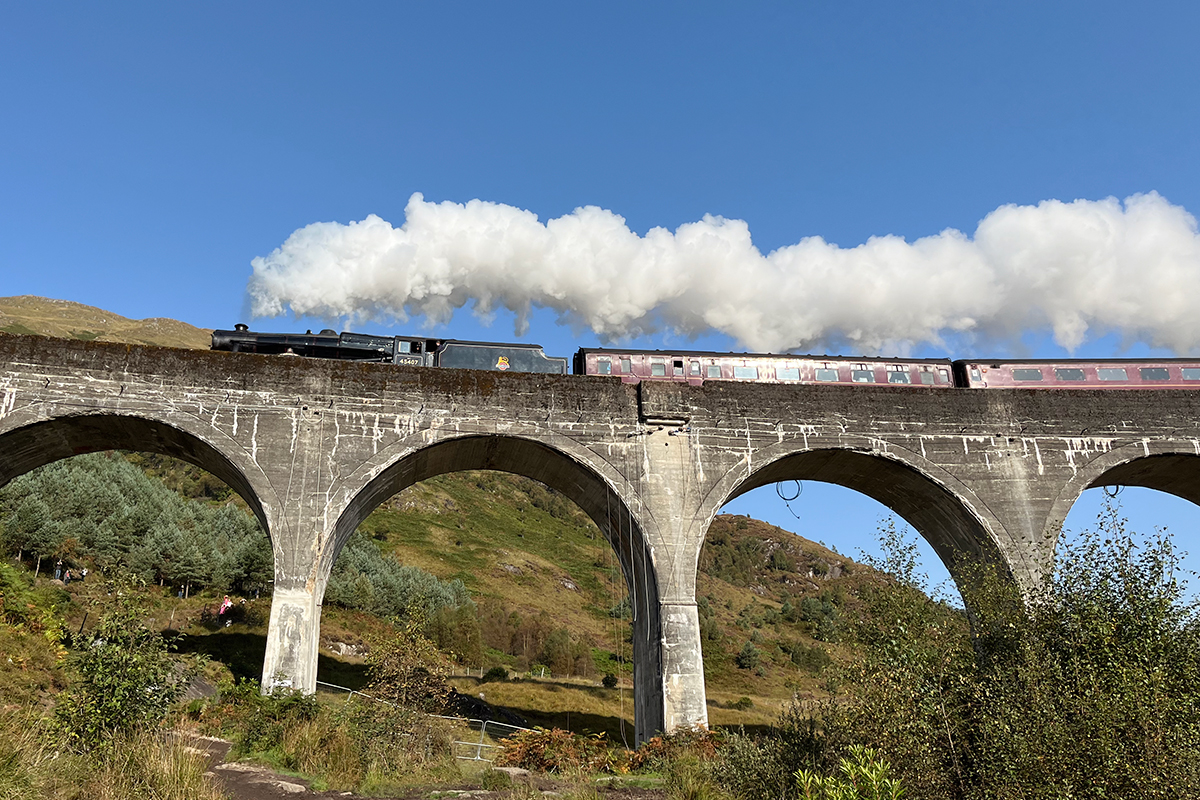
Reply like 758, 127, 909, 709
0, 295, 212, 350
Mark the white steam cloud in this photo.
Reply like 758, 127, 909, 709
248, 192, 1200, 354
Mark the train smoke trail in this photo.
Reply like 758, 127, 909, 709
247, 192, 1200, 354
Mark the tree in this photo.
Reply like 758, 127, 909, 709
55, 583, 193, 750
365, 619, 449, 712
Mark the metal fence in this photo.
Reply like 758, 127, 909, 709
314, 680, 532, 762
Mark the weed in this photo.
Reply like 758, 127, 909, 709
480, 768, 514, 790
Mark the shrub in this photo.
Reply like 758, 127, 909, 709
54, 585, 194, 751
794, 745, 905, 800
774, 501, 1200, 799
364, 620, 449, 712
630, 726, 724, 773
602, 673, 618, 689
480, 768, 514, 791
712, 731, 793, 800
735, 642, 761, 671
482, 665, 510, 683
496, 728, 629, 774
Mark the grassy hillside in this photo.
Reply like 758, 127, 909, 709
358, 471, 892, 729
0, 295, 211, 349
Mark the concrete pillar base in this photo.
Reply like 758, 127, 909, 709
261, 587, 322, 694
661, 601, 708, 732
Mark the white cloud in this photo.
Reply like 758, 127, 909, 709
248, 191, 1200, 354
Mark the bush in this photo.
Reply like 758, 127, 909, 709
713, 731, 793, 800
54, 585, 195, 751
735, 642, 761, 671
630, 726, 724, 773
762, 501, 1200, 799
481, 665, 509, 683
602, 673, 619, 689
794, 745, 905, 800
480, 768, 514, 791
496, 728, 629, 774
363, 620, 449, 712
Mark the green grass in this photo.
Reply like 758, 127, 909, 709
0, 323, 38, 336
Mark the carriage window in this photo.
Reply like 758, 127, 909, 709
778, 367, 800, 381
596, 359, 612, 374
1013, 368, 1043, 381
707, 364, 722, 378
690, 361, 701, 376
651, 360, 667, 377
1183, 368, 1200, 381
970, 368, 982, 382
851, 370, 875, 383
939, 369, 949, 383
1098, 367, 1127, 381
674, 360, 684, 376
1054, 368, 1086, 381
1140, 367, 1170, 381
815, 368, 838, 382
734, 366, 759, 380
620, 358, 631, 373
919, 371, 936, 385
888, 369, 911, 384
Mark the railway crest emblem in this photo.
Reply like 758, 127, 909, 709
495, 356, 510, 371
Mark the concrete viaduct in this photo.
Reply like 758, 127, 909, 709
4, 333, 1200, 743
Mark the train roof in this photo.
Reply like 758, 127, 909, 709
576, 347, 952, 364
438, 339, 553, 350
954, 357, 1200, 365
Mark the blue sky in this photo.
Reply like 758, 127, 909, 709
3, 3, 1199, 594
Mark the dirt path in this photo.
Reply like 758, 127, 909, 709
179, 733, 663, 800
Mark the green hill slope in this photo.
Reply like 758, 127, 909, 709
0, 295, 211, 349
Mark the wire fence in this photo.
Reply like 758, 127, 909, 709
314, 680, 532, 762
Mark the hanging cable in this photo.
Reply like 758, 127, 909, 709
776, 480, 804, 520
1102, 484, 1125, 499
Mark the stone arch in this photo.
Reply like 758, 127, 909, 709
0, 411, 273, 533
1045, 440, 1200, 555
699, 440, 1022, 592
327, 432, 664, 742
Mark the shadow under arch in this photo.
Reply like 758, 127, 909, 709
707, 445, 1015, 593
0, 412, 269, 534
1046, 443, 1200, 556
326, 433, 664, 743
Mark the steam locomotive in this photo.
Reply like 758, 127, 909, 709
210, 326, 1200, 390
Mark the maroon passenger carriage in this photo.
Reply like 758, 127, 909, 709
954, 359, 1200, 389
574, 348, 955, 387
